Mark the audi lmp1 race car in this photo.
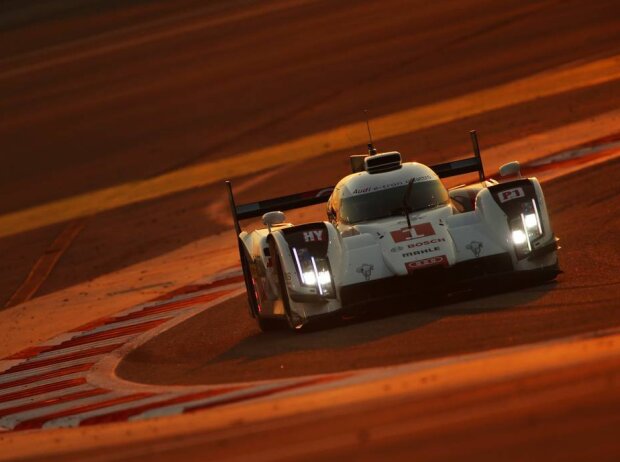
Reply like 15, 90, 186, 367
226, 132, 559, 331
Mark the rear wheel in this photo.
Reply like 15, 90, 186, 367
239, 242, 259, 318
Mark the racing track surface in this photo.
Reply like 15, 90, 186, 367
2, 0, 620, 460
119, 158, 620, 384
30, 157, 620, 461
3, 0, 620, 306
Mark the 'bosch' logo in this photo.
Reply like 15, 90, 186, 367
407, 238, 446, 248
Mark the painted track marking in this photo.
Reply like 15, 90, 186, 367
4, 218, 86, 309
2, 259, 616, 434
0, 270, 354, 432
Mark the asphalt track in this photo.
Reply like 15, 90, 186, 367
1, 1, 620, 461
1, 152, 618, 462
3, 0, 620, 305
118, 158, 620, 386
118, 156, 620, 383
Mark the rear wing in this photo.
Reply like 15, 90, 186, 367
225, 183, 334, 235
226, 130, 485, 234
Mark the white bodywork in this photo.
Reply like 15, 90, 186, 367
239, 155, 558, 329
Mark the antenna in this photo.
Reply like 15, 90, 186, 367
364, 109, 377, 155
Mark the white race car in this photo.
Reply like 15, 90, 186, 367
226, 132, 559, 331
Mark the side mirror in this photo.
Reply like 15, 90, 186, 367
262, 211, 285, 232
499, 161, 521, 178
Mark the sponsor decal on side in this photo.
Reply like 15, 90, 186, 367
391, 223, 435, 243
405, 255, 448, 273
303, 230, 324, 242
407, 237, 446, 248
352, 177, 434, 195
466, 240, 483, 257
402, 246, 440, 257
498, 187, 525, 203
356, 263, 374, 281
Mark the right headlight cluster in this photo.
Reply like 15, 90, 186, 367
510, 199, 543, 258
291, 246, 335, 297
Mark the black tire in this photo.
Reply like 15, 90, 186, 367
257, 317, 286, 332
537, 262, 562, 283
239, 241, 259, 318
272, 246, 307, 331
242, 240, 286, 332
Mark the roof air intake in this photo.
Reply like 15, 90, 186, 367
364, 151, 402, 174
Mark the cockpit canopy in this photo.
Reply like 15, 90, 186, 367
339, 179, 449, 224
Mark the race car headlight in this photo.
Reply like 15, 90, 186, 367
291, 247, 334, 297
510, 218, 531, 258
302, 271, 317, 285
523, 213, 538, 230
511, 229, 527, 245
302, 269, 332, 286
510, 199, 544, 258
521, 199, 543, 240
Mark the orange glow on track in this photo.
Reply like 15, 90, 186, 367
1, 54, 620, 239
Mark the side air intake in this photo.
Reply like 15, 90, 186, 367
364, 151, 402, 174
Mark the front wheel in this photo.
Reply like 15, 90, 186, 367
535, 261, 562, 283
240, 244, 286, 332
272, 244, 307, 331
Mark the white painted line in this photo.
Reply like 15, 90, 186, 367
73, 312, 181, 337
1, 392, 121, 429
33, 332, 86, 347
112, 281, 244, 316
133, 381, 300, 421
0, 357, 105, 384
25, 335, 137, 362
0, 384, 96, 411
535, 149, 620, 183
87, 287, 246, 393
527, 139, 620, 167
42, 393, 179, 429
0, 373, 87, 397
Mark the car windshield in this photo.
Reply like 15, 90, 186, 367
339, 180, 449, 224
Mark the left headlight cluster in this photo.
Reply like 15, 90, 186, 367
510, 199, 543, 258
291, 247, 335, 297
